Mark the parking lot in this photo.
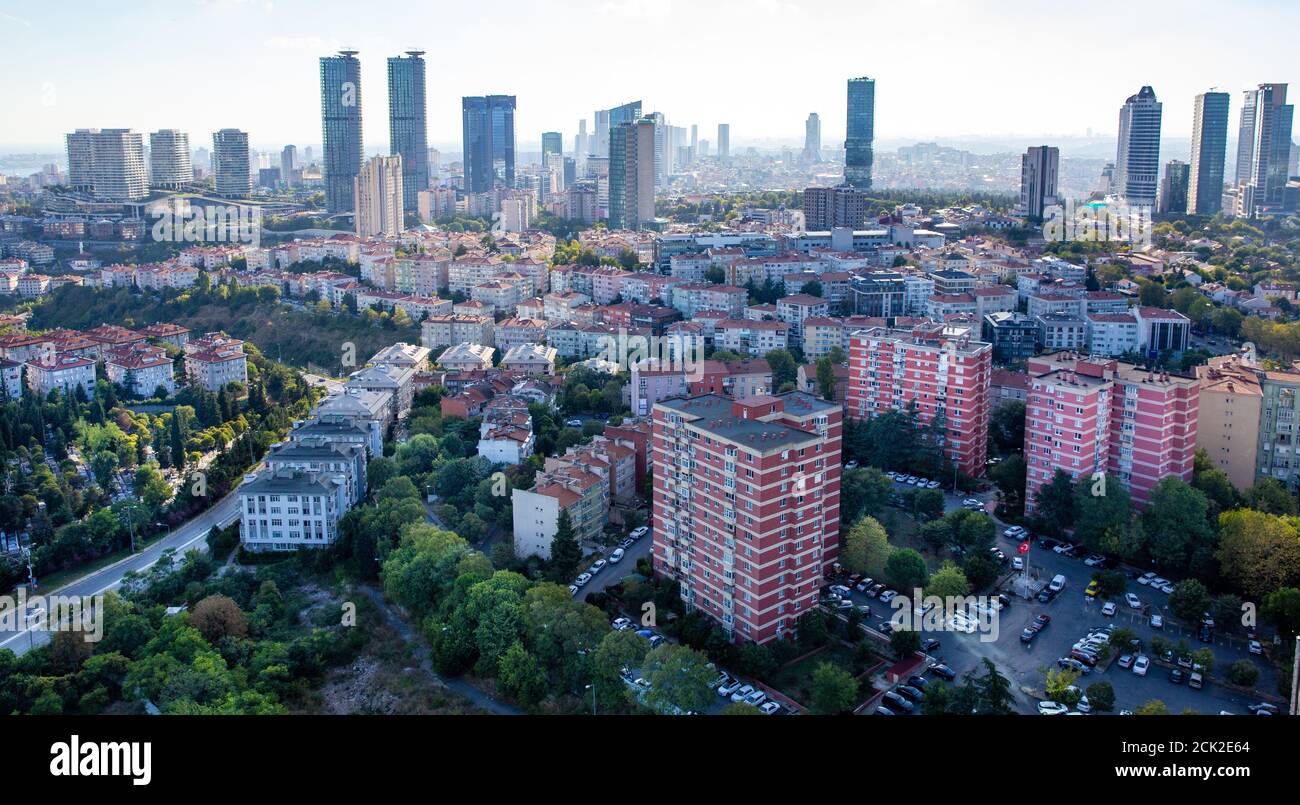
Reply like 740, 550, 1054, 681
829, 473, 1281, 715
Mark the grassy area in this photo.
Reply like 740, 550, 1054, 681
767, 641, 876, 707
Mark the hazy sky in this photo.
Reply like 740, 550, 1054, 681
2, 0, 1296, 154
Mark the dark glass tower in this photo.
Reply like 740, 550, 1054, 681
462, 95, 517, 193
845, 77, 875, 189
1188, 91, 1229, 214
388, 51, 429, 214
320, 50, 363, 214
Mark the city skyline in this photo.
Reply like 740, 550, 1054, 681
2, 1, 1298, 153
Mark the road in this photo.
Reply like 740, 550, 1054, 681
0, 491, 242, 656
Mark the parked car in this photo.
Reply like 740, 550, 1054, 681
879, 590, 898, 603
875, 706, 896, 716
565, 418, 583, 427
575, 573, 592, 586
898, 685, 925, 702
854, 577, 875, 592
1101, 602, 1117, 616
568, 585, 578, 596
1137, 572, 1156, 586
630, 526, 649, 539
731, 685, 756, 703
1084, 554, 1106, 567
1004, 526, 1027, 539
882, 691, 914, 712
609, 548, 625, 564
1020, 627, 1038, 643
1169, 668, 1185, 684
1085, 580, 1100, 598
920, 638, 941, 653
877, 620, 895, 634
1057, 658, 1092, 675
743, 688, 766, 707
618, 538, 634, 550
1038, 701, 1069, 716
1249, 640, 1264, 655
925, 480, 941, 489
589, 559, 607, 573
718, 679, 743, 697
760, 701, 782, 715
963, 498, 982, 508
1125, 593, 1142, 609
1159, 582, 1176, 595
829, 584, 851, 598
612, 617, 633, 631
845, 460, 860, 470
907, 675, 929, 689
1132, 655, 1150, 676
1149, 614, 1163, 629
1117, 654, 1135, 669
1012, 557, 1024, 571
929, 663, 957, 680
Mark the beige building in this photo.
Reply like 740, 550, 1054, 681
1195, 355, 1262, 491
355, 154, 404, 238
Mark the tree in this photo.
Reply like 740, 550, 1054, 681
815, 356, 837, 401
884, 548, 929, 592
1216, 510, 1300, 599
889, 628, 921, 658
763, 349, 798, 390
1043, 666, 1079, 702
1135, 699, 1170, 715
1244, 477, 1299, 516
642, 644, 715, 714
968, 658, 1014, 715
1142, 477, 1214, 572
840, 468, 892, 525
592, 629, 648, 710
189, 595, 249, 643
547, 510, 581, 583
810, 662, 858, 714
1168, 579, 1212, 625
1077, 681, 1113, 711
989, 401, 1026, 452
1262, 587, 1300, 643
962, 554, 999, 591
1032, 470, 1075, 536
1073, 473, 1131, 551
1225, 659, 1260, 687
909, 487, 945, 520
927, 560, 970, 598
497, 641, 547, 706
841, 516, 891, 577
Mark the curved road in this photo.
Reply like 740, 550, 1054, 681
0, 492, 242, 656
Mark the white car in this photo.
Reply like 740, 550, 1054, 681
575, 573, 592, 586
1159, 582, 1176, 595
1132, 655, 1150, 676
1004, 526, 1027, 538
718, 679, 743, 697
1137, 572, 1156, 586
1151, 577, 1169, 588
743, 688, 767, 707
760, 701, 782, 715
609, 548, 625, 564
1084, 555, 1106, 567
1125, 593, 1142, 609
1012, 557, 1024, 570
731, 684, 756, 703
630, 526, 649, 539
1101, 602, 1117, 616
925, 481, 941, 489
1149, 614, 1163, 629
845, 460, 860, 470
589, 559, 607, 574
568, 584, 579, 596
612, 617, 633, 631
1075, 695, 1092, 713
1038, 701, 1069, 716
878, 590, 898, 603
1249, 640, 1264, 656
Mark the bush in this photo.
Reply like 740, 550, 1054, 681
1225, 659, 1259, 687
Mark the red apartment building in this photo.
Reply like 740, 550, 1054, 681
1023, 352, 1199, 512
845, 324, 993, 477
651, 391, 842, 644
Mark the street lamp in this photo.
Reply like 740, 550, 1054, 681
585, 682, 597, 715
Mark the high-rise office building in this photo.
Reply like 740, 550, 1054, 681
541, 131, 563, 161
803, 112, 822, 164
65, 129, 148, 201
1187, 91, 1230, 215
1018, 145, 1059, 220
1235, 84, 1294, 213
387, 50, 429, 214
320, 50, 363, 213
574, 120, 588, 169
592, 110, 610, 158
1115, 85, 1163, 208
354, 154, 404, 238
212, 129, 252, 198
462, 95, 517, 193
608, 117, 655, 230
281, 144, 297, 187
845, 77, 875, 189
690, 124, 698, 158
149, 130, 191, 190
650, 392, 843, 644
717, 123, 730, 163
1158, 160, 1190, 214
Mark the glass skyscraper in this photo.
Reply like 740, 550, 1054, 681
388, 51, 429, 215
1115, 86, 1163, 208
845, 77, 875, 189
320, 50, 363, 214
1188, 90, 1229, 214
1236, 84, 1294, 212
462, 95, 517, 193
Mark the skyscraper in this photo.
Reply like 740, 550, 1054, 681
281, 144, 297, 187
320, 50, 363, 213
1115, 85, 1163, 208
541, 131, 563, 162
1158, 160, 1190, 214
1236, 84, 1294, 213
574, 120, 588, 169
803, 112, 822, 163
1187, 90, 1230, 214
354, 154, 404, 238
608, 117, 655, 230
149, 130, 191, 190
1018, 145, 1059, 220
387, 50, 429, 213
802, 185, 867, 230
65, 129, 148, 201
212, 129, 252, 198
462, 95, 516, 193
845, 77, 875, 189
717, 123, 730, 163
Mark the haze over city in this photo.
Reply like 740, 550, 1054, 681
2, 0, 1298, 152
